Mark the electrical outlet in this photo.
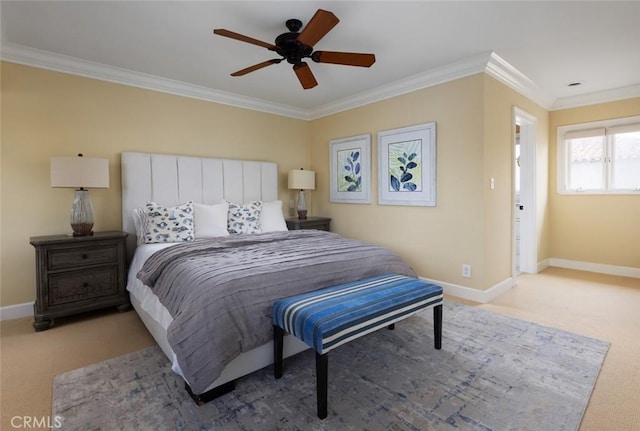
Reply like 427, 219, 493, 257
462, 264, 472, 278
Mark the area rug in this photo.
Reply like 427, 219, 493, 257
52, 302, 608, 431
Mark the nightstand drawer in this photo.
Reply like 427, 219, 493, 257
47, 244, 118, 270
294, 220, 328, 230
48, 267, 118, 306
286, 216, 331, 231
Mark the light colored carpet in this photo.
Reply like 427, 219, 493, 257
52, 301, 608, 431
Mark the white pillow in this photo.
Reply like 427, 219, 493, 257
227, 201, 262, 234
132, 207, 148, 245
143, 201, 194, 243
193, 202, 230, 238
260, 200, 288, 232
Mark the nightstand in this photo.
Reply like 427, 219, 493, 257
285, 216, 331, 232
29, 231, 130, 331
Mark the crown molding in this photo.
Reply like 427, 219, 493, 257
551, 84, 640, 111
308, 51, 494, 119
484, 52, 555, 110
4, 42, 636, 120
0, 43, 310, 120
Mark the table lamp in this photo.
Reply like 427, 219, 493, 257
51, 154, 109, 236
288, 168, 315, 219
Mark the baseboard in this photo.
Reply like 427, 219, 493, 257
5, 259, 631, 321
537, 259, 550, 273
0, 301, 34, 321
419, 276, 515, 304
0, 277, 515, 320
548, 258, 640, 279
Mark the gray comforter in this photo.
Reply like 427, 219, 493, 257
137, 230, 416, 394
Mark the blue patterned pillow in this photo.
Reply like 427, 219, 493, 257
143, 201, 194, 243
227, 201, 262, 234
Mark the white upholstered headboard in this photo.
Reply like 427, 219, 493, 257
121, 152, 278, 257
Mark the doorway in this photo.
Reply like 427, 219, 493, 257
513, 108, 537, 275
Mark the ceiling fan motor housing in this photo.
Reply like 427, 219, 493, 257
274, 28, 313, 65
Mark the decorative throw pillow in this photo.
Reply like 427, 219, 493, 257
193, 202, 230, 238
143, 201, 194, 243
259, 200, 288, 232
227, 201, 262, 234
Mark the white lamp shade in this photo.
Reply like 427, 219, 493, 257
288, 169, 315, 190
51, 156, 109, 189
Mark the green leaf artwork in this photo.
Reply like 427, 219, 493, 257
389, 139, 422, 192
337, 148, 362, 192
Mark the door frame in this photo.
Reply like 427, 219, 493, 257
513, 107, 537, 275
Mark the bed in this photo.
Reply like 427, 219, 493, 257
121, 151, 416, 402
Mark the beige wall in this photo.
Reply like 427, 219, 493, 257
2, 60, 636, 309
0, 61, 3, 307
310, 74, 549, 291
548, 98, 640, 268
0, 62, 311, 306
482, 75, 549, 286
311, 75, 484, 288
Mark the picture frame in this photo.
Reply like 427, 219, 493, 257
378, 122, 437, 206
330, 134, 372, 204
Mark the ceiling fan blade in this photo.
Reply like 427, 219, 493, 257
296, 9, 339, 47
213, 29, 276, 50
293, 62, 318, 89
230, 59, 282, 77
311, 51, 376, 67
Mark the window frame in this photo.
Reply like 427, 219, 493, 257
556, 115, 640, 195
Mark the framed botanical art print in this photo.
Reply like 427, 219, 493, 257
378, 122, 437, 206
330, 134, 372, 204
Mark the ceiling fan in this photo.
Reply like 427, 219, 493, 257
213, 9, 376, 90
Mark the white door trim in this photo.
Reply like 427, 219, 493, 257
513, 107, 537, 275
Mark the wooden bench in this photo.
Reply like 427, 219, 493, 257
272, 273, 443, 419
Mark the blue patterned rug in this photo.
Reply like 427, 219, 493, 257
52, 302, 608, 430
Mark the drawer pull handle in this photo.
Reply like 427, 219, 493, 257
82, 254, 89, 259
83, 282, 89, 288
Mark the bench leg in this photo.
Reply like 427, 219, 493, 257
433, 304, 442, 350
274, 325, 284, 379
316, 352, 328, 419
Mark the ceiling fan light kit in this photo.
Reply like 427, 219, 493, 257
213, 9, 376, 90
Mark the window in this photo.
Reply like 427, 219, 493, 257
557, 116, 640, 194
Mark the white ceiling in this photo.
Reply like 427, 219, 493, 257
2, 1, 639, 119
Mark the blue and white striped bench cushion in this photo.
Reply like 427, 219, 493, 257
272, 274, 443, 355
